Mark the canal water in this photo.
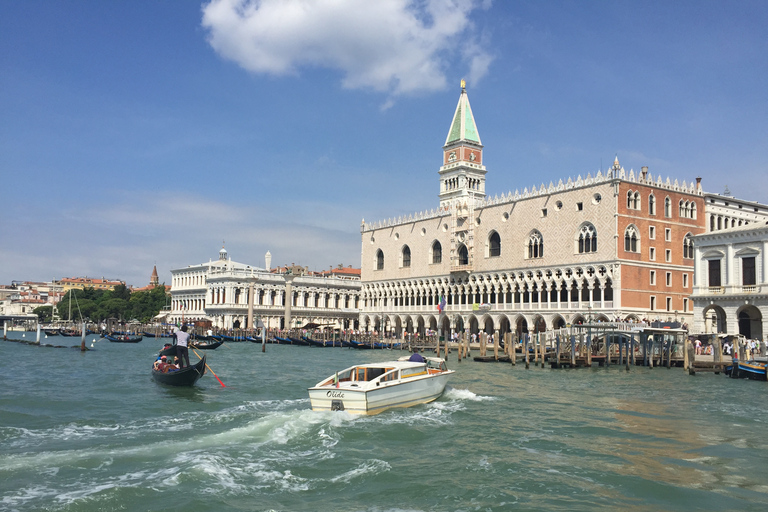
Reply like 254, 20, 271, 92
1, 333, 767, 511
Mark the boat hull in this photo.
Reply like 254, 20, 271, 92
727, 361, 767, 381
105, 334, 143, 343
151, 356, 206, 386
309, 372, 452, 415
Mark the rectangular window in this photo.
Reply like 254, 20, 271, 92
650, 270, 656, 285
665, 228, 671, 242
666, 272, 672, 286
684, 298, 689, 312
650, 247, 656, 261
650, 296, 656, 311
577, 202, 583, 211
649, 226, 656, 239
708, 259, 721, 287
666, 297, 672, 311
743, 257, 756, 285
665, 249, 671, 262
683, 273, 689, 288
541, 208, 547, 217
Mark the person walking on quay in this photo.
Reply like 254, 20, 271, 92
175, 325, 191, 368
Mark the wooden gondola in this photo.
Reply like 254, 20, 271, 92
190, 340, 223, 350
105, 334, 143, 343
44, 329, 60, 336
151, 355, 206, 386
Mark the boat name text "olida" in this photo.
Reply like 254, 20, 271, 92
326, 390, 345, 398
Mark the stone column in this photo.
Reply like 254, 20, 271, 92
247, 282, 254, 330
284, 275, 295, 331
726, 244, 735, 291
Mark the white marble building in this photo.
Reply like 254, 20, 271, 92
691, 221, 768, 340
170, 247, 361, 330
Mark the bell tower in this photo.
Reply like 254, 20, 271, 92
438, 81, 486, 209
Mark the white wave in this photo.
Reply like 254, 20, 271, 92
329, 459, 391, 484
443, 387, 496, 402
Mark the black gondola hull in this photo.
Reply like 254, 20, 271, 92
105, 334, 143, 343
152, 356, 206, 386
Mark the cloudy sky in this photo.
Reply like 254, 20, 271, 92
2, 0, 766, 287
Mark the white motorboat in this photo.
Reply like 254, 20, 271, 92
308, 355, 454, 415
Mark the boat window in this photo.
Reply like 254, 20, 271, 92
401, 367, 426, 378
366, 367, 386, 381
356, 368, 366, 381
380, 369, 397, 382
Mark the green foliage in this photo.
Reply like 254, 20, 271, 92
56, 285, 168, 323
33, 305, 53, 323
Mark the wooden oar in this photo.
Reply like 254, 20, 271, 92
191, 347, 225, 387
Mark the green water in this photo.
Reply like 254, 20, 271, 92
1, 334, 767, 511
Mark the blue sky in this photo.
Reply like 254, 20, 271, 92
2, 0, 766, 288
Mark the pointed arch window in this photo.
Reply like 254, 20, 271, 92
458, 244, 469, 265
488, 231, 501, 257
431, 240, 442, 264
649, 194, 656, 215
683, 234, 694, 259
375, 249, 384, 270
578, 224, 597, 254
624, 225, 639, 253
528, 231, 544, 259
664, 196, 672, 218
401, 245, 411, 268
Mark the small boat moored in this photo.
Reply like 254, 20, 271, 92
308, 355, 454, 415
104, 334, 143, 343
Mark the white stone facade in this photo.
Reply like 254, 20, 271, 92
170, 248, 361, 330
691, 222, 768, 340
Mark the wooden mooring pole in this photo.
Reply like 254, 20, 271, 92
524, 334, 530, 369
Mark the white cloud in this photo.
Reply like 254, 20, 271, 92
201, 0, 493, 98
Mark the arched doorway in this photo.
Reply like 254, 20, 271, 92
498, 315, 511, 336
468, 315, 479, 335
552, 315, 566, 330
702, 305, 726, 333
515, 316, 528, 336
531, 316, 546, 333
737, 306, 762, 339
454, 316, 465, 333
440, 316, 451, 339
482, 316, 494, 334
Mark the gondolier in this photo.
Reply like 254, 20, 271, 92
175, 325, 191, 368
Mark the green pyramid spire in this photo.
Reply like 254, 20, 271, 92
445, 82, 481, 146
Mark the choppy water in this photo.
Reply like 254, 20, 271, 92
1, 333, 767, 512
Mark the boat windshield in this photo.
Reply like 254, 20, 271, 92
355, 367, 388, 381
426, 359, 447, 371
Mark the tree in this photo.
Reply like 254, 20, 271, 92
33, 305, 53, 323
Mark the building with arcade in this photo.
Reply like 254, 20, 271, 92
359, 83, 712, 339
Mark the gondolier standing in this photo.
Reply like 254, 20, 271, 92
175, 325, 191, 368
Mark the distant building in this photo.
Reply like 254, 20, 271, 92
54, 276, 125, 293
690, 221, 768, 339
131, 265, 170, 294
169, 246, 361, 330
